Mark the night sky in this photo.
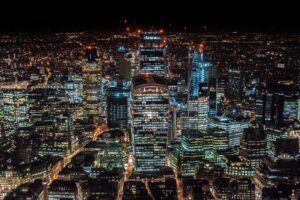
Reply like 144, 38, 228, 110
1, 1, 299, 33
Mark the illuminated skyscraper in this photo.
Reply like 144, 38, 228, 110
189, 45, 217, 116
139, 31, 167, 75
189, 45, 213, 98
82, 46, 102, 125
185, 44, 216, 131
131, 74, 170, 174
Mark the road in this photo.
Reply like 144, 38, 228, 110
46, 124, 109, 187
118, 153, 134, 200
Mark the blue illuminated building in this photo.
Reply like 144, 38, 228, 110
189, 45, 217, 116
189, 46, 213, 99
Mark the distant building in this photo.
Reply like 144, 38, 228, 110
82, 46, 102, 125
139, 31, 167, 75
227, 69, 244, 101
255, 92, 284, 125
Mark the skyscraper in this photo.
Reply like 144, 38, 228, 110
82, 46, 102, 125
227, 69, 244, 101
255, 92, 284, 125
139, 31, 167, 75
189, 45, 214, 99
131, 74, 170, 174
107, 86, 130, 130
186, 45, 214, 131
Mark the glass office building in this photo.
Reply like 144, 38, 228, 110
131, 74, 170, 174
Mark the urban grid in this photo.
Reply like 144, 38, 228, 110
0, 20, 300, 200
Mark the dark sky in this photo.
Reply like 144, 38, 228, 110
1, 1, 299, 33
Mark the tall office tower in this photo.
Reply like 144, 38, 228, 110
1, 89, 30, 137
139, 31, 167, 75
255, 92, 284, 125
131, 74, 170, 174
227, 69, 244, 101
189, 45, 213, 97
107, 85, 130, 130
185, 45, 213, 132
82, 46, 102, 125
191, 44, 217, 116
239, 127, 267, 168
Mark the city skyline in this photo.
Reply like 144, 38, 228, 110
0, 6, 300, 199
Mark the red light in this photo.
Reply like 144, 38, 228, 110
198, 43, 204, 51
86, 45, 93, 50
160, 29, 164, 33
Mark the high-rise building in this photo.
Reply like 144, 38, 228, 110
107, 85, 130, 130
107, 80, 131, 130
139, 31, 167, 75
189, 45, 216, 116
131, 74, 170, 174
255, 92, 284, 125
82, 46, 102, 125
185, 45, 217, 131
227, 69, 244, 101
